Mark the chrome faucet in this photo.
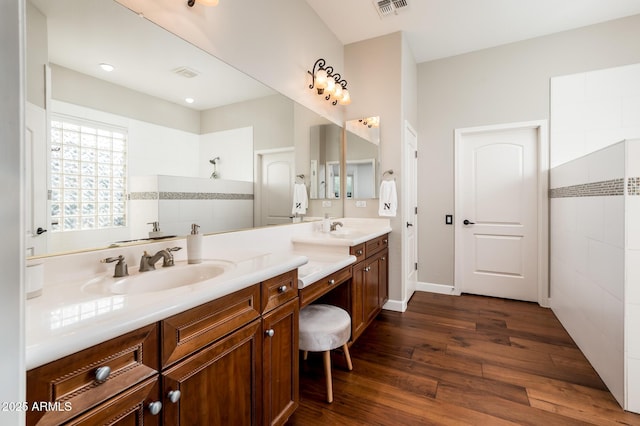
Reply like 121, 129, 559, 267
139, 247, 182, 272
101, 255, 129, 278
330, 221, 343, 232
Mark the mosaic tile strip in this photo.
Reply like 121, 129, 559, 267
129, 191, 254, 201
629, 177, 640, 196
128, 192, 159, 200
159, 192, 254, 200
549, 178, 624, 198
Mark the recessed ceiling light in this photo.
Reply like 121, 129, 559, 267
185, 97, 195, 104
99, 63, 114, 72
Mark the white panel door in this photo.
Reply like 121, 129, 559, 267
25, 102, 49, 256
457, 126, 538, 301
403, 122, 418, 301
259, 150, 294, 226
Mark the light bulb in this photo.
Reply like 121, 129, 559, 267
325, 77, 336, 94
339, 89, 351, 105
333, 84, 343, 99
196, 0, 219, 5
315, 69, 328, 92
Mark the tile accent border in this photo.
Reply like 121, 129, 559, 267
129, 191, 253, 201
549, 179, 624, 198
629, 177, 640, 196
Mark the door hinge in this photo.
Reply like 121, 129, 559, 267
414, 150, 418, 158
414, 206, 418, 214
414, 262, 418, 271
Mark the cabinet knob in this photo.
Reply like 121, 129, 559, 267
383, 239, 388, 244
328, 279, 335, 285
167, 390, 181, 404
265, 329, 275, 337
94, 366, 111, 382
148, 401, 163, 415
381, 257, 386, 261
356, 249, 363, 256
278, 285, 287, 293
364, 266, 371, 272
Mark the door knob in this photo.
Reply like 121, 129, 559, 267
36, 227, 47, 235
406, 222, 413, 228
463, 220, 475, 225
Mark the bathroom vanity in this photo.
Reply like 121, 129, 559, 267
25, 219, 391, 425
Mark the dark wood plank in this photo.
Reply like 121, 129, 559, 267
287, 292, 640, 425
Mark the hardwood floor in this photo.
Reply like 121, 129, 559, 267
287, 292, 640, 425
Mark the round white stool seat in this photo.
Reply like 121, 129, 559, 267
299, 304, 351, 353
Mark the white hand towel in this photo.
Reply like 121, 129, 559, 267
292, 183, 308, 215
378, 180, 397, 217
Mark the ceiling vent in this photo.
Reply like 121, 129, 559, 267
172, 66, 200, 79
373, 0, 409, 18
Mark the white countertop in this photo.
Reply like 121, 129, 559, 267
25, 218, 392, 370
25, 252, 307, 369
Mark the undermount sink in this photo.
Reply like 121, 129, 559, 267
329, 228, 366, 237
82, 260, 235, 295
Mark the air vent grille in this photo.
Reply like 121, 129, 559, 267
172, 66, 200, 79
373, 0, 409, 18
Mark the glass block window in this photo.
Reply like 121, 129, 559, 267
50, 116, 127, 232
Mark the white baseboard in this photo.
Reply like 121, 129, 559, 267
416, 281, 461, 296
382, 299, 407, 312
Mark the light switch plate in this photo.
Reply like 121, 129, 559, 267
445, 214, 453, 225
355, 200, 367, 208
322, 201, 332, 207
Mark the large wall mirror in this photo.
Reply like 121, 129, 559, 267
345, 117, 381, 199
25, 0, 342, 257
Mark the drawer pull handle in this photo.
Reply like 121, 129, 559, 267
356, 249, 363, 256
381, 257, 386, 261
364, 266, 371, 272
278, 285, 287, 293
95, 366, 111, 382
148, 401, 163, 415
265, 329, 275, 337
167, 390, 181, 404
383, 239, 388, 244
328, 279, 335, 285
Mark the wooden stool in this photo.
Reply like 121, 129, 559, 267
298, 304, 353, 403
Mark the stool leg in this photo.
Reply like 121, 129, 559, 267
343, 344, 353, 371
303, 350, 308, 361
323, 351, 333, 403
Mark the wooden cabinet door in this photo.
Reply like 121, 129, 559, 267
65, 377, 161, 426
262, 298, 299, 426
377, 249, 389, 307
363, 257, 380, 324
351, 262, 366, 341
161, 319, 262, 426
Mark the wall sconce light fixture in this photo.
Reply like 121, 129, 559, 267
307, 58, 351, 106
359, 116, 380, 128
187, 0, 219, 7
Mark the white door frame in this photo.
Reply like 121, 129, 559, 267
454, 120, 549, 307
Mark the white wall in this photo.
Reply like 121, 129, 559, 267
417, 14, 640, 286
0, 0, 26, 423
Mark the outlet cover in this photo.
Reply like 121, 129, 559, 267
322, 200, 332, 207
355, 200, 367, 208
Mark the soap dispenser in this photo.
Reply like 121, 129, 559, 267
322, 213, 330, 233
187, 224, 202, 264
147, 221, 164, 239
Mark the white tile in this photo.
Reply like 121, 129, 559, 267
619, 63, 640, 97
551, 73, 586, 105
578, 197, 604, 242
588, 239, 624, 301
626, 357, 640, 413
550, 155, 589, 188
627, 197, 640, 250
583, 99, 622, 131
626, 251, 640, 305
550, 131, 587, 169
585, 129, 626, 155
599, 290, 624, 350
626, 303, 640, 359
585, 66, 627, 100
603, 196, 624, 247
587, 141, 625, 183
623, 96, 640, 129
627, 140, 640, 178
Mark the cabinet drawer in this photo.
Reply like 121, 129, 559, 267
26, 324, 158, 426
299, 266, 352, 308
261, 270, 298, 314
350, 244, 366, 263
162, 284, 261, 368
65, 377, 160, 425
365, 234, 389, 257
